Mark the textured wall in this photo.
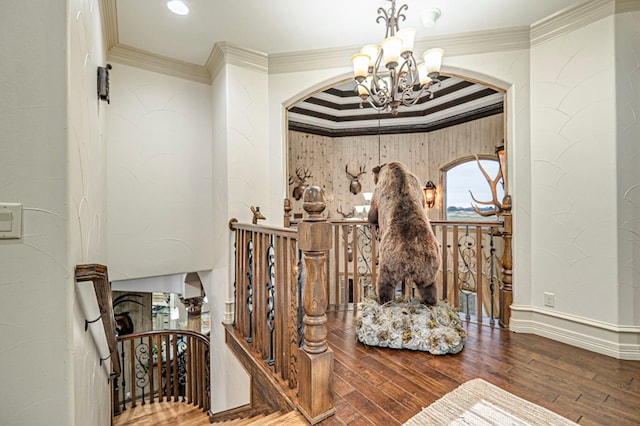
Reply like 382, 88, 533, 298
615, 10, 640, 326
0, 2, 72, 425
107, 64, 213, 281
530, 16, 618, 322
68, 0, 112, 424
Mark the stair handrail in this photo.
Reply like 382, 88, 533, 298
75, 263, 121, 377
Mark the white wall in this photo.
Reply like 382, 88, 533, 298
0, 2, 72, 425
68, 0, 112, 424
207, 62, 271, 413
0, 0, 114, 423
106, 64, 213, 281
615, 10, 640, 328
530, 16, 618, 322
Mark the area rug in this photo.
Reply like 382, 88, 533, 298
354, 298, 467, 355
404, 378, 578, 425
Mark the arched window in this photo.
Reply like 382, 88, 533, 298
445, 159, 503, 221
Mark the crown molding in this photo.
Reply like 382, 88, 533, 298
205, 42, 268, 82
205, 44, 225, 82
268, 27, 530, 75
108, 44, 211, 84
100, 0, 118, 50
269, 45, 357, 74
416, 27, 531, 57
530, 0, 614, 46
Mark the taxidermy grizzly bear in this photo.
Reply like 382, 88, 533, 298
368, 161, 441, 305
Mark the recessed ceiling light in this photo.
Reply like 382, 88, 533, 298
167, 0, 189, 16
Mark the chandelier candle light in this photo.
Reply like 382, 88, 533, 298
351, 0, 444, 116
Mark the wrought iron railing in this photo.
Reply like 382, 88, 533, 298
326, 220, 503, 324
113, 330, 210, 416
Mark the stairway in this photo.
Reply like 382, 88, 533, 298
213, 410, 307, 425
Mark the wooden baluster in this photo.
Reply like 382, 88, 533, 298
172, 335, 178, 401
341, 225, 349, 308
442, 225, 449, 303
452, 225, 458, 305
333, 225, 340, 308
297, 186, 336, 424
129, 340, 136, 408
148, 335, 154, 404
499, 195, 513, 327
370, 225, 377, 295
352, 225, 359, 308
284, 198, 292, 228
288, 239, 300, 389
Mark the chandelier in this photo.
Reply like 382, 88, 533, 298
351, 0, 444, 116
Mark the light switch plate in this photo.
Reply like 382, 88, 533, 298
0, 203, 22, 239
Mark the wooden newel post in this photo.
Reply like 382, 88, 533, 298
297, 186, 336, 424
499, 194, 513, 328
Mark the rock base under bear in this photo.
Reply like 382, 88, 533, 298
354, 298, 467, 355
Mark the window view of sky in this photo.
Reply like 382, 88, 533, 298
446, 160, 504, 208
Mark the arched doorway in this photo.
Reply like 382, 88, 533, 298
284, 73, 513, 326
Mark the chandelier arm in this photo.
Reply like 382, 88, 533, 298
365, 96, 390, 112
399, 83, 437, 107
396, 4, 408, 24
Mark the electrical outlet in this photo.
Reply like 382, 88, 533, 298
544, 292, 555, 307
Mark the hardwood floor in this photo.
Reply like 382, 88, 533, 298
113, 401, 211, 426
113, 311, 639, 425
319, 310, 640, 425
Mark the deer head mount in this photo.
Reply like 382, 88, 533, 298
345, 165, 366, 195
288, 167, 312, 200
469, 155, 504, 217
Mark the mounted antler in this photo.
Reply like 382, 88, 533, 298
345, 164, 367, 195
469, 155, 503, 217
336, 206, 355, 219
288, 167, 313, 200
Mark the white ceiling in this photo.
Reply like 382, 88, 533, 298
116, 0, 590, 66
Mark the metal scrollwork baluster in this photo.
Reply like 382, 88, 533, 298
458, 225, 478, 320
266, 235, 276, 366
135, 338, 150, 405
357, 225, 374, 299
176, 336, 187, 401
246, 235, 254, 343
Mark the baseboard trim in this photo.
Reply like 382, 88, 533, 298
510, 305, 640, 360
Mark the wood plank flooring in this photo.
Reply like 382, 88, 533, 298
320, 310, 640, 425
113, 311, 639, 425
113, 401, 211, 426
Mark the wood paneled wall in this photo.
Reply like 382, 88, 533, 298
287, 114, 504, 220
